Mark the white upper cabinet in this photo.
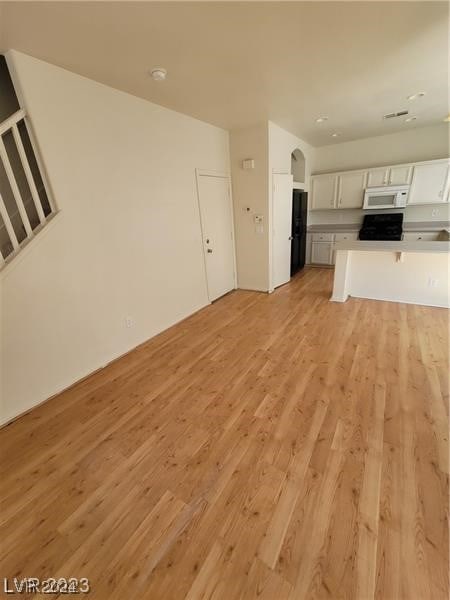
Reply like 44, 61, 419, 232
310, 174, 337, 210
388, 165, 412, 185
408, 161, 449, 205
367, 168, 388, 187
337, 171, 366, 209
367, 165, 411, 187
310, 158, 449, 210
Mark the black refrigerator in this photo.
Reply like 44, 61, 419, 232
291, 190, 308, 275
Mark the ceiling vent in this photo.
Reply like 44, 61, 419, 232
383, 110, 409, 120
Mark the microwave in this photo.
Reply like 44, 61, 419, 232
363, 185, 409, 210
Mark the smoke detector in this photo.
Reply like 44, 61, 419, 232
150, 67, 167, 81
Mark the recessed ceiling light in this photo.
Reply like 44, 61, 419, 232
443, 115, 450, 122
150, 67, 167, 81
405, 116, 417, 122
331, 132, 341, 137
315, 116, 328, 123
407, 92, 426, 100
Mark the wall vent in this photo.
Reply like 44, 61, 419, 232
383, 110, 409, 120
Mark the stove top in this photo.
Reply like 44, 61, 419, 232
359, 213, 403, 241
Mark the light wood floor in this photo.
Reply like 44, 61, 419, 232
1, 268, 448, 599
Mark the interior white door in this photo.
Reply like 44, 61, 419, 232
272, 173, 293, 289
197, 173, 235, 301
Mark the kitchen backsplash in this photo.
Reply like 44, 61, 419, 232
307, 203, 450, 226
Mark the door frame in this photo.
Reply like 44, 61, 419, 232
269, 170, 293, 293
195, 169, 237, 302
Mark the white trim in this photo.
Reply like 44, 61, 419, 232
196, 169, 231, 179
238, 286, 270, 293
194, 170, 212, 302
347, 294, 449, 309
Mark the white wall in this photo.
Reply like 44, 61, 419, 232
313, 124, 449, 174
268, 121, 313, 189
230, 123, 269, 291
0, 51, 230, 425
229, 121, 313, 292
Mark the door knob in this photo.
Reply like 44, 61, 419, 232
288, 236, 293, 240
207, 248, 213, 253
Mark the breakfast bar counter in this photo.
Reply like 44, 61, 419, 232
331, 240, 450, 308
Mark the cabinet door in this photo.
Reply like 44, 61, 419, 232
311, 242, 332, 264
367, 168, 388, 187
310, 175, 337, 210
402, 232, 437, 241
389, 165, 412, 185
305, 233, 312, 265
334, 232, 359, 241
337, 171, 366, 208
408, 162, 450, 204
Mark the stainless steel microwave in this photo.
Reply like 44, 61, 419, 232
363, 185, 409, 210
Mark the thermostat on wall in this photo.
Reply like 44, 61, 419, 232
242, 159, 255, 170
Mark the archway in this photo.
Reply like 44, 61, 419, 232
291, 148, 305, 183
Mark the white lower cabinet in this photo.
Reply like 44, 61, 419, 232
311, 242, 333, 265
308, 231, 359, 265
311, 233, 335, 265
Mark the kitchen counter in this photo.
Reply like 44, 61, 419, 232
331, 240, 449, 308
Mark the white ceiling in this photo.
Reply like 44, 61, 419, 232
1, 1, 448, 146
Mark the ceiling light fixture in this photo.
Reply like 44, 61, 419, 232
443, 115, 450, 122
331, 132, 341, 137
407, 92, 426, 100
150, 67, 167, 81
315, 116, 328, 123
405, 116, 417, 122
